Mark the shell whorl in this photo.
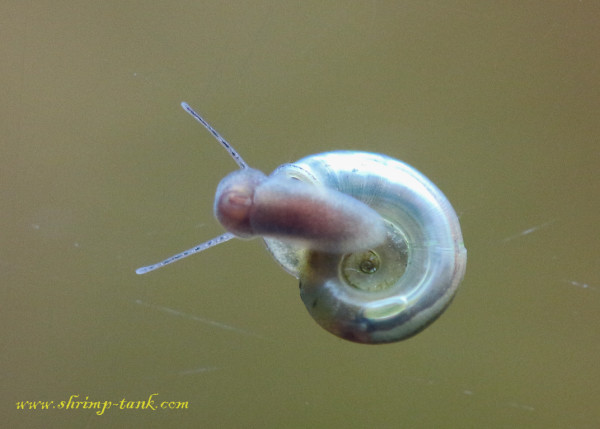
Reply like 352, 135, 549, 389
264, 151, 467, 344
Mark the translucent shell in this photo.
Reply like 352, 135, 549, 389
264, 151, 467, 344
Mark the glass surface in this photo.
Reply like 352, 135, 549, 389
3, 2, 598, 428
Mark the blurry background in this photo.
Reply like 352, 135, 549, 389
2, 2, 598, 428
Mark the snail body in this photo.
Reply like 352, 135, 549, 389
214, 168, 387, 253
136, 103, 467, 344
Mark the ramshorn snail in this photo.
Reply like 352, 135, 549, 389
136, 102, 467, 344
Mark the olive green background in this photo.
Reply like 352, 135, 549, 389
3, 2, 598, 428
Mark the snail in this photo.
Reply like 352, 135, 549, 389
136, 102, 467, 344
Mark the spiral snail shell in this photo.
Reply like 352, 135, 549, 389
136, 102, 467, 344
